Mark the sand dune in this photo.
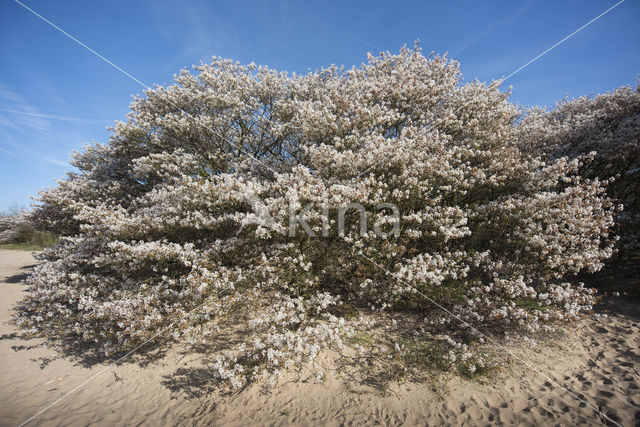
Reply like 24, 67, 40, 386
1, 249, 638, 426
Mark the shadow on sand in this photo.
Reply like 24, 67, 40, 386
3, 263, 639, 403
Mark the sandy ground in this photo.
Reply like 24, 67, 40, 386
1, 249, 639, 426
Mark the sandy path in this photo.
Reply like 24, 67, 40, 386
0, 251, 212, 426
1, 249, 639, 426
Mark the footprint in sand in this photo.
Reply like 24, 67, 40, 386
598, 390, 615, 398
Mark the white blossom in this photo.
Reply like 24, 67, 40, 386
14, 45, 623, 388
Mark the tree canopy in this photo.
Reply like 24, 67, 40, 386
19, 46, 622, 387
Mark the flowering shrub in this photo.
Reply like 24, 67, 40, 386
0, 215, 23, 243
520, 85, 640, 264
0, 210, 57, 248
18, 46, 617, 388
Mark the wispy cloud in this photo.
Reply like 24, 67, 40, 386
0, 108, 109, 123
271, 0, 382, 52
0, 81, 110, 136
0, 83, 93, 169
0, 84, 50, 131
44, 158, 70, 167
451, 1, 537, 58
150, 1, 239, 70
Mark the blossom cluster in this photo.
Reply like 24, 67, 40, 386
17, 45, 618, 387
519, 84, 639, 263
0, 214, 25, 243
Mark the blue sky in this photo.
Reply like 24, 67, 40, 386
0, 0, 638, 211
